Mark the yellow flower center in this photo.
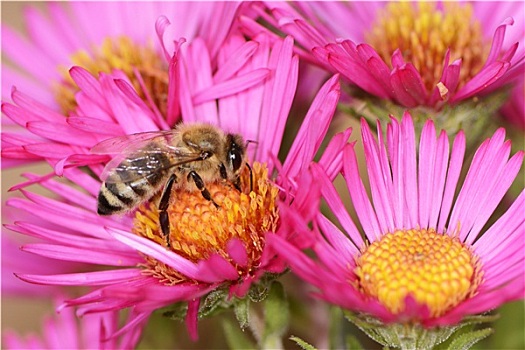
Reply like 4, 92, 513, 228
365, 2, 489, 94
133, 162, 280, 285
55, 36, 168, 115
355, 229, 483, 318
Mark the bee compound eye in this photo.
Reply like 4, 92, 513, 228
229, 148, 243, 172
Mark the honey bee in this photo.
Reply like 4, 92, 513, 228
92, 123, 249, 246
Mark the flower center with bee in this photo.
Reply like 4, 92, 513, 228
55, 36, 168, 115
354, 228, 483, 318
365, 2, 489, 94
133, 162, 280, 284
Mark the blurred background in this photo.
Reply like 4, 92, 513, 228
1, 2, 524, 349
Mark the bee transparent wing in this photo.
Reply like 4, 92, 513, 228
91, 130, 178, 155
99, 138, 205, 184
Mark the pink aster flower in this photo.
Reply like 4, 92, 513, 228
241, 2, 524, 109
270, 112, 524, 346
3, 298, 145, 349
4, 32, 344, 341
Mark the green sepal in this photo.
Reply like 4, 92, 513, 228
445, 328, 493, 350
233, 296, 250, 330
223, 319, 257, 350
160, 301, 187, 322
290, 336, 318, 350
199, 286, 232, 318
343, 310, 498, 350
249, 271, 287, 302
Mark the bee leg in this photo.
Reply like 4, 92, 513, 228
159, 173, 177, 248
188, 170, 219, 208
245, 162, 253, 192
219, 163, 228, 180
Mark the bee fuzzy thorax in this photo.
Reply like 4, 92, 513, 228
133, 162, 280, 285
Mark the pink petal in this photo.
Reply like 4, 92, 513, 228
343, 144, 381, 242
26, 121, 99, 147
22, 243, 142, 266
16, 269, 142, 286
390, 64, 427, 107
314, 164, 364, 251
437, 131, 466, 233
417, 120, 438, 228
106, 227, 201, 280
213, 40, 260, 83
186, 299, 200, 341
227, 238, 248, 267
281, 73, 340, 179
361, 119, 395, 234
258, 36, 298, 164
195, 254, 239, 282
193, 68, 270, 104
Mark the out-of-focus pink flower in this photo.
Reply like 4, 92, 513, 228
241, 2, 524, 109
3, 32, 345, 340
1, 232, 83, 297
3, 298, 145, 349
271, 112, 524, 327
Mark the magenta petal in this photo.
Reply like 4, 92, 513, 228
281, 74, 340, 180
195, 254, 238, 282
193, 68, 270, 104
437, 131, 466, 233
22, 243, 142, 266
26, 120, 99, 147
69, 67, 106, 108
186, 299, 200, 341
485, 17, 515, 65
105, 310, 151, 342
343, 144, 381, 242
390, 64, 427, 107
318, 128, 352, 180
227, 238, 248, 267
155, 15, 171, 61
213, 40, 260, 82
106, 227, 201, 280
16, 269, 142, 286
452, 61, 510, 102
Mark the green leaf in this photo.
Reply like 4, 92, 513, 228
223, 319, 257, 350
446, 328, 493, 350
290, 336, 318, 350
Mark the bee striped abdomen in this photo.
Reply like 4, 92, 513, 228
97, 149, 172, 215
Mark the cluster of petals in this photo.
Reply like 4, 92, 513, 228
3, 22, 346, 339
240, 2, 524, 109
270, 112, 524, 326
